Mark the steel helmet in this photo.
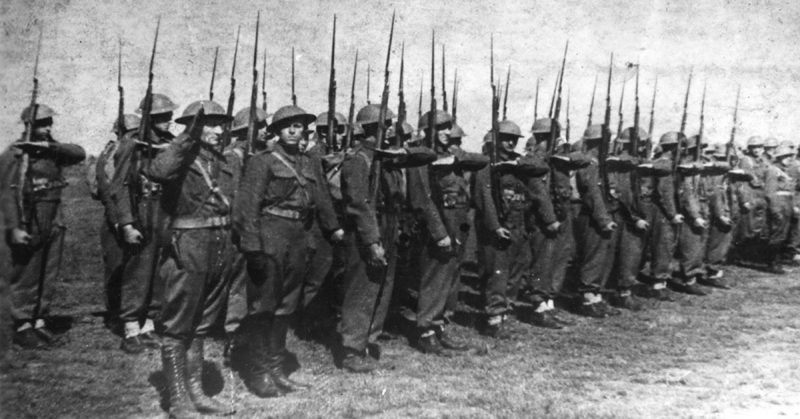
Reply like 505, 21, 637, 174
356, 104, 395, 126
531, 118, 560, 134
498, 120, 523, 138
315, 112, 347, 127
746, 136, 764, 147
231, 107, 268, 133
583, 124, 604, 141
268, 105, 316, 133
659, 131, 683, 146
20, 104, 56, 123
137, 93, 178, 115
711, 143, 728, 158
773, 145, 795, 159
764, 137, 779, 148
418, 109, 453, 130
450, 123, 466, 138
386, 121, 415, 139
617, 126, 651, 143
112, 114, 142, 133
175, 100, 232, 125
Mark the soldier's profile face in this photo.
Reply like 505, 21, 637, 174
33, 124, 51, 137
201, 124, 223, 145
436, 125, 451, 146
750, 146, 763, 157
279, 121, 306, 146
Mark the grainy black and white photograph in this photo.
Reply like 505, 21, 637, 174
1, 0, 800, 417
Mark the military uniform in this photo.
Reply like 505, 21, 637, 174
782, 152, 800, 261
764, 146, 797, 271
2, 105, 85, 348
736, 139, 770, 258
704, 145, 735, 280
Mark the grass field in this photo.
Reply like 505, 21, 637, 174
2, 168, 800, 418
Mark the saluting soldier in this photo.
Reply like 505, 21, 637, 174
523, 118, 587, 327
234, 105, 343, 395
570, 124, 619, 317
406, 110, 487, 354
87, 115, 140, 331
108, 93, 177, 353
142, 100, 238, 417
1, 104, 85, 348
473, 120, 548, 337
338, 104, 435, 372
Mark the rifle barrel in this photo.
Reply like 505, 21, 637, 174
210, 46, 219, 101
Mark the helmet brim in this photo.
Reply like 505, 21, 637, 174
174, 114, 233, 126
268, 113, 316, 133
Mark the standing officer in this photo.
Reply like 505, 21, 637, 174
407, 109, 487, 354
109, 93, 177, 353
571, 124, 618, 317
234, 105, 343, 396
144, 100, 238, 417
338, 104, 435, 372
473, 120, 548, 337
764, 145, 797, 273
523, 119, 587, 327
1, 104, 85, 349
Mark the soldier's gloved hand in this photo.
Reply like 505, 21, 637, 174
602, 221, 617, 232
741, 202, 752, 213
368, 242, 388, 267
693, 217, 708, 229
11, 228, 32, 245
121, 224, 143, 245
545, 221, 561, 233
635, 219, 649, 230
671, 214, 685, 224
330, 229, 345, 242
719, 216, 732, 226
495, 227, 512, 241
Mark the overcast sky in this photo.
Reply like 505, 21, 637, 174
1, 0, 799, 155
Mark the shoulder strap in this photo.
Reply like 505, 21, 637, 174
193, 160, 231, 208
272, 151, 307, 187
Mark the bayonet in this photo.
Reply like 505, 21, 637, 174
327, 14, 337, 151
442, 44, 448, 113
726, 85, 740, 163
209, 46, 218, 101
588, 73, 598, 127
245, 13, 259, 156
224, 25, 240, 151
262, 48, 267, 112
452, 69, 458, 122
344, 50, 358, 150
291, 46, 297, 106
428, 30, 436, 149
502, 65, 510, 120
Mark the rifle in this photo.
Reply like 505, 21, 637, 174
291, 46, 297, 106
696, 81, 706, 163
367, 12, 395, 201
587, 73, 598, 127
631, 63, 641, 213
262, 49, 267, 112
502, 65, 510, 120
532, 77, 540, 128
245, 13, 259, 156
417, 72, 423, 125
648, 75, 657, 137
726, 85, 741, 164
367, 64, 372, 105
209, 46, 218, 101
397, 41, 406, 144
614, 78, 626, 154
138, 17, 161, 165
428, 31, 437, 149
548, 41, 568, 156
225, 26, 241, 152
673, 69, 693, 213
16, 26, 43, 229
599, 53, 613, 201
344, 50, 358, 151
117, 37, 124, 142
548, 71, 559, 118
452, 68, 458, 122
489, 34, 502, 218
441, 44, 448, 113
565, 87, 571, 143
326, 15, 337, 151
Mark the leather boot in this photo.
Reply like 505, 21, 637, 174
185, 338, 235, 416
243, 317, 283, 398
161, 338, 197, 419
267, 316, 310, 392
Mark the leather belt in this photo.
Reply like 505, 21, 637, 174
264, 207, 306, 220
171, 215, 230, 229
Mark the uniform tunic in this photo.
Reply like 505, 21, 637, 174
649, 154, 680, 282
94, 137, 125, 319
0, 136, 85, 321
606, 152, 647, 290
234, 142, 340, 318
765, 162, 795, 248
144, 134, 242, 340
705, 166, 734, 269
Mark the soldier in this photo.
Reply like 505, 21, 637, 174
1, 104, 85, 348
338, 104, 436, 371
604, 127, 651, 310
0, 144, 11, 366
783, 141, 800, 264
109, 93, 177, 353
674, 136, 729, 292
704, 144, 735, 284
90, 115, 140, 332
143, 100, 237, 417
473, 119, 549, 337
523, 118, 587, 327
641, 133, 685, 300
764, 145, 797, 273
735, 136, 771, 268
764, 137, 780, 162
229, 106, 269, 157
570, 124, 619, 317
406, 109, 487, 354
234, 105, 343, 396
298, 111, 348, 338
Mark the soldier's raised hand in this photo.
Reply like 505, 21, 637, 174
368, 242, 387, 267
11, 228, 32, 245
122, 224, 143, 245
